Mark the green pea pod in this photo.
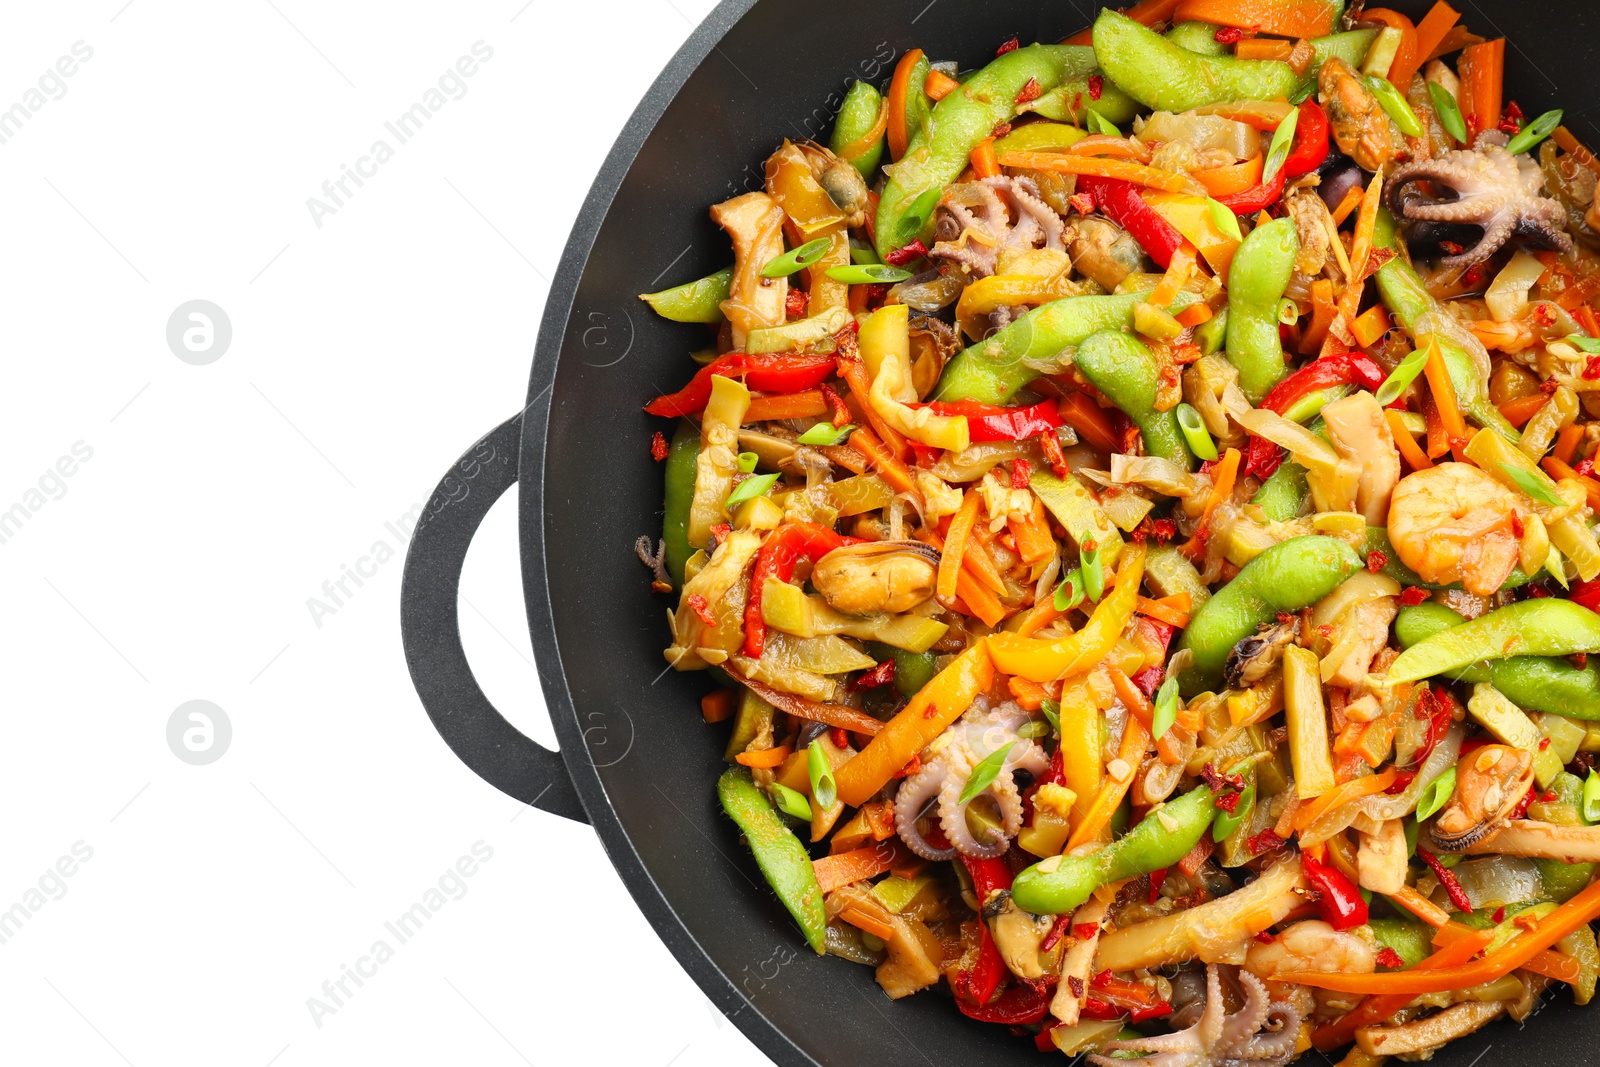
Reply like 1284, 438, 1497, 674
1011, 785, 1216, 914
1390, 598, 1600, 684
639, 267, 733, 324
935, 289, 1199, 404
717, 767, 827, 954
1073, 331, 1195, 470
1250, 461, 1310, 522
1175, 535, 1363, 695
661, 423, 700, 586
1373, 209, 1519, 441
1092, 10, 1376, 112
1166, 21, 1227, 56
1022, 46, 1139, 125
875, 44, 1078, 259
1195, 304, 1229, 355
830, 80, 886, 179
1369, 918, 1435, 968
1225, 217, 1299, 403
1394, 601, 1600, 719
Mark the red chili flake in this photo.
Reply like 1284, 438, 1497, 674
834, 321, 860, 360
1072, 924, 1099, 942
923, 702, 939, 720
1439, 240, 1465, 256
865, 283, 892, 307
1015, 77, 1043, 105
1539, 736, 1552, 750
1376, 947, 1405, 969
893, 755, 922, 779
1067, 975, 1086, 998
1011, 458, 1033, 489
785, 287, 809, 319
1039, 914, 1073, 952
1506, 100, 1526, 123
1386, 770, 1417, 794
1215, 789, 1243, 814
849, 658, 896, 691
1512, 511, 1525, 538
991, 120, 1013, 139
1418, 848, 1473, 912
1067, 191, 1096, 215
910, 441, 941, 469
1148, 868, 1169, 903
1087, 74, 1104, 101
884, 239, 928, 267
1463, 263, 1488, 288
1131, 516, 1178, 545
1367, 550, 1389, 574
1534, 302, 1559, 328
996, 36, 1020, 55
820, 383, 851, 427
1040, 429, 1071, 479
1492, 905, 1508, 924
1509, 785, 1536, 820
1254, 930, 1276, 944
1542, 789, 1559, 802
1583, 356, 1600, 382
831, 727, 850, 750
686, 593, 716, 626
709, 523, 732, 548
1214, 26, 1246, 43
1246, 829, 1288, 855
650, 431, 670, 462
1576, 457, 1596, 478
1575, 652, 1591, 669
1542, 376, 1561, 395
1400, 586, 1430, 606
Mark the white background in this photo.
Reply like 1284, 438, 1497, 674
0, 1, 772, 1064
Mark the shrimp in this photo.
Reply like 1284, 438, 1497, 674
1387, 463, 1524, 596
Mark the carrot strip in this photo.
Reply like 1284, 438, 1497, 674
938, 491, 981, 602
1425, 24, 1485, 63
1235, 38, 1294, 62
1067, 135, 1153, 161
1174, 0, 1335, 37
1392, 883, 1453, 928
1058, 392, 1121, 453
1500, 393, 1550, 428
1108, 665, 1155, 728
735, 745, 792, 768
840, 905, 897, 941
1152, 242, 1198, 309
962, 529, 1008, 596
1300, 279, 1337, 354
1067, 714, 1151, 849
1408, 2, 1460, 83
1010, 496, 1056, 565
886, 49, 924, 161
1457, 38, 1505, 138
1008, 675, 1051, 711
1329, 185, 1364, 226
970, 136, 999, 179
1423, 339, 1467, 443
848, 427, 923, 509
1292, 768, 1397, 832
1136, 595, 1191, 629
1350, 305, 1392, 348
1181, 447, 1239, 559
1556, 424, 1585, 465
744, 390, 830, 422
924, 68, 960, 102
956, 566, 1007, 627
996, 151, 1202, 194
701, 689, 736, 723
1176, 303, 1215, 328
1194, 153, 1264, 198
813, 840, 903, 893
1421, 386, 1450, 459
1386, 408, 1434, 471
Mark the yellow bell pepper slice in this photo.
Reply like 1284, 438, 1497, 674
988, 542, 1147, 682
860, 304, 970, 452
1141, 190, 1241, 279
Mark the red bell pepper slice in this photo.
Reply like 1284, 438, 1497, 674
916, 399, 1064, 442
957, 855, 1013, 1008
1215, 166, 1286, 216
1078, 175, 1185, 269
1571, 577, 1600, 613
644, 350, 838, 418
1283, 100, 1331, 180
742, 523, 855, 658
1259, 351, 1387, 414
1079, 996, 1174, 1023
1301, 851, 1369, 930
957, 978, 1055, 1024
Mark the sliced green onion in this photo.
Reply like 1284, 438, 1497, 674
1374, 346, 1430, 406
1584, 770, 1600, 824
1507, 109, 1563, 157
1416, 766, 1457, 822
808, 742, 837, 810
826, 264, 913, 285
738, 451, 759, 473
1364, 76, 1423, 138
1428, 81, 1468, 144
726, 472, 780, 508
1289, 79, 1316, 106
1175, 403, 1219, 461
1262, 105, 1301, 187
1212, 778, 1256, 842
897, 186, 943, 245
1568, 334, 1600, 354
1017, 719, 1051, 740
1039, 697, 1061, 737
771, 782, 813, 820
849, 244, 881, 265
958, 742, 1016, 806
796, 422, 855, 446
1086, 109, 1121, 136
761, 237, 832, 279
1207, 198, 1243, 241
1152, 674, 1179, 741
1053, 569, 1085, 612
1499, 461, 1566, 507
1277, 297, 1300, 326
1081, 541, 1105, 603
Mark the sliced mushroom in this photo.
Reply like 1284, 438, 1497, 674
1223, 616, 1301, 690
810, 540, 940, 616
983, 889, 1063, 980
1432, 744, 1535, 852
1356, 1000, 1505, 1056
828, 885, 944, 1000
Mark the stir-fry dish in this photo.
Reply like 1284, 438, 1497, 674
635, 2, 1600, 1062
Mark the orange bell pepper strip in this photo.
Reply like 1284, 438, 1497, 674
1136, 595, 1191, 629
1385, 408, 1433, 472
1193, 154, 1264, 198
1310, 927, 1493, 1051
989, 543, 1147, 682
735, 745, 792, 769
1281, 874, 1600, 995
995, 151, 1204, 195
813, 839, 904, 893
938, 491, 981, 602
886, 48, 923, 162
848, 427, 923, 511
1173, 0, 1336, 37
835, 641, 995, 807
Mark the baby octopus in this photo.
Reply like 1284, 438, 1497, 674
1090, 964, 1305, 1067
1385, 133, 1573, 271
930, 175, 1067, 277
894, 698, 1049, 859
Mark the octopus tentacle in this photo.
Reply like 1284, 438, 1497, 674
893, 757, 956, 861
936, 759, 1009, 858
1090, 965, 1307, 1067
1215, 970, 1272, 1051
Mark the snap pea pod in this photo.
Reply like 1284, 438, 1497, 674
1394, 601, 1600, 719
717, 767, 827, 954
1175, 535, 1363, 695
1023, 46, 1139, 125
829, 80, 885, 179
874, 44, 1079, 259
934, 289, 1198, 404
662, 423, 700, 586
1225, 217, 1299, 403
1010, 785, 1216, 914
1373, 209, 1520, 441
1166, 21, 1227, 56
1369, 918, 1435, 968
1092, 10, 1376, 113
639, 267, 733, 324
1250, 461, 1309, 522
1073, 331, 1195, 469
1390, 598, 1600, 684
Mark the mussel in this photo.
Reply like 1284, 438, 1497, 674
1431, 744, 1536, 852
811, 540, 941, 616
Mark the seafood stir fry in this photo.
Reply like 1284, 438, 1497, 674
637, 2, 1600, 1062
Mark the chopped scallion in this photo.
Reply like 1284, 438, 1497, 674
1374, 346, 1430, 406
825, 264, 913, 285
1584, 770, 1600, 824
1568, 334, 1600, 354
958, 742, 1016, 806
1086, 109, 1120, 136
808, 743, 837, 810
1207, 198, 1243, 241
1364, 76, 1423, 138
771, 783, 813, 821
738, 451, 759, 473
1054, 569, 1085, 612
726, 472, 780, 507
1428, 81, 1468, 144
1081, 541, 1105, 603
761, 237, 832, 279
796, 422, 855, 446
1506, 109, 1563, 157
1017, 719, 1050, 740
1175, 403, 1218, 461
1499, 461, 1566, 508
897, 186, 943, 245
1262, 106, 1301, 187
1039, 697, 1061, 737
1152, 674, 1179, 741
1416, 766, 1457, 822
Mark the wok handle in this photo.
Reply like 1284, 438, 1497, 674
400, 412, 588, 824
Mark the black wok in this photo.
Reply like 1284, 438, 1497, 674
400, 2, 1600, 1063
